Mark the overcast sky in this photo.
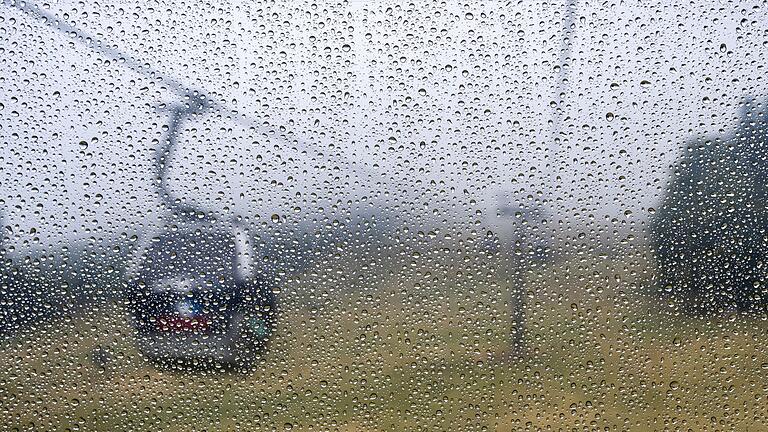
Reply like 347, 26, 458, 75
1, 0, 767, 254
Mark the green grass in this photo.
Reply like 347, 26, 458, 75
1, 248, 767, 431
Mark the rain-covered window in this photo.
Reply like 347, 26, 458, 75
1, 0, 767, 430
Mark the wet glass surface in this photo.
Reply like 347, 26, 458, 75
1, 0, 768, 430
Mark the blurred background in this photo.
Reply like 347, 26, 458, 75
1, 0, 768, 430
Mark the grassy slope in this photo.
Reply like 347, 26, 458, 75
1, 247, 767, 431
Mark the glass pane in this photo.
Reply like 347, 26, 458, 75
1, 0, 767, 430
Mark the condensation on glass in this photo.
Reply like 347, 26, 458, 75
1, 0, 767, 430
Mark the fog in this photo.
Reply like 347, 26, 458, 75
2, 0, 767, 257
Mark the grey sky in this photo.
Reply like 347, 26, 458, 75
1, 0, 767, 255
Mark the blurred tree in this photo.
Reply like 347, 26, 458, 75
652, 97, 768, 314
